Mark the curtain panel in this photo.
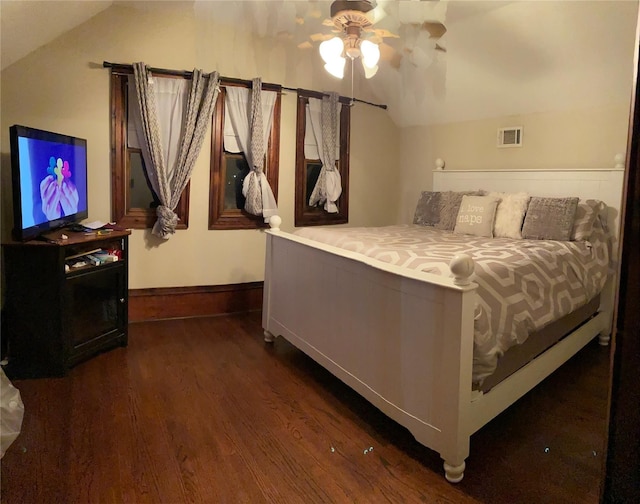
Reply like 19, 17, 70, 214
131, 62, 220, 239
224, 80, 278, 221
308, 92, 342, 213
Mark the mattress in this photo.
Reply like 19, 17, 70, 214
478, 294, 600, 392
294, 222, 610, 385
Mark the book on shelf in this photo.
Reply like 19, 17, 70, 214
65, 248, 119, 268
66, 248, 101, 261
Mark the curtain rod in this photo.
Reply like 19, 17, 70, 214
102, 61, 387, 110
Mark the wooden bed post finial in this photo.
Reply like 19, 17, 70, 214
435, 158, 445, 171
450, 254, 474, 286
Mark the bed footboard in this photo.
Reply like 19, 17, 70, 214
262, 227, 478, 482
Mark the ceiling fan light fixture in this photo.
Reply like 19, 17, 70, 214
319, 36, 344, 64
342, 32, 361, 60
360, 39, 380, 67
345, 46, 361, 60
324, 58, 346, 79
362, 62, 378, 79
317, 0, 386, 79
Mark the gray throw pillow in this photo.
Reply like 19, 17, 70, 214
571, 199, 606, 241
435, 191, 484, 231
413, 191, 442, 226
521, 196, 579, 241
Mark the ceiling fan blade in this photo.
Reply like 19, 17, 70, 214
422, 21, 447, 39
435, 42, 447, 53
298, 41, 313, 50
369, 27, 400, 39
310, 32, 335, 42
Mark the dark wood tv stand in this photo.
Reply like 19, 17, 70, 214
2, 228, 130, 378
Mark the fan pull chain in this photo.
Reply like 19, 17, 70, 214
350, 57, 355, 106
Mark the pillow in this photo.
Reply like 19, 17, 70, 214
413, 191, 442, 226
488, 191, 530, 239
521, 196, 579, 241
454, 195, 499, 237
571, 199, 606, 241
435, 191, 484, 231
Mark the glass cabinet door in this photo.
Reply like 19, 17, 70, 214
64, 264, 125, 351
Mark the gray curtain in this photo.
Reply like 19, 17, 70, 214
308, 92, 341, 213
132, 62, 220, 239
241, 78, 278, 221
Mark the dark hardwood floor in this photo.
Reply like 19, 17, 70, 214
0, 311, 609, 503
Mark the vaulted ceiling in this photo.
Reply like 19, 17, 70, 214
1, 1, 638, 127
0, 0, 113, 70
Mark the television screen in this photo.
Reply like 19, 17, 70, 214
10, 125, 88, 241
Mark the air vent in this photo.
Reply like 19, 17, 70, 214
497, 127, 523, 148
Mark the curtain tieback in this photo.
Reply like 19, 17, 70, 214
154, 205, 179, 238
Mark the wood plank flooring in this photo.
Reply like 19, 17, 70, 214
0, 311, 609, 503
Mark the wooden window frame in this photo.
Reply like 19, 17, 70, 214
110, 70, 189, 230
208, 81, 281, 230
294, 90, 350, 227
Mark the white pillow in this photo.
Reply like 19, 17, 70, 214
488, 191, 530, 239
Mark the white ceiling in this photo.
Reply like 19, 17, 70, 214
1, 0, 638, 127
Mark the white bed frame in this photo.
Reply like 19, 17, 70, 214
262, 159, 625, 483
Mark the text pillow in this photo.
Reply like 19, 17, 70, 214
488, 191, 530, 239
521, 196, 579, 241
454, 195, 499, 237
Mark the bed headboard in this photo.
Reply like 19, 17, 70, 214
432, 156, 626, 242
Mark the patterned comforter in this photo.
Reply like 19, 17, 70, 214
294, 223, 610, 384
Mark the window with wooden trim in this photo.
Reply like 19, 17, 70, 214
295, 90, 350, 227
110, 70, 189, 230
208, 81, 281, 230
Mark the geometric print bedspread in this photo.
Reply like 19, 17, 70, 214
294, 224, 610, 384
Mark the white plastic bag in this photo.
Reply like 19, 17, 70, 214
0, 367, 24, 458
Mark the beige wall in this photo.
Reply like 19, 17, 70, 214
0, 3, 400, 289
397, 104, 633, 223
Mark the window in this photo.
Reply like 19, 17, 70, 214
208, 81, 281, 230
110, 70, 189, 229
295, 90, 350, 227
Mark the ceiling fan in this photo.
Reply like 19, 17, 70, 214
301, 0, 389, 79
297, 0, 448, 79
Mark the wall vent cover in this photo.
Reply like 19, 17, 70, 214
497, 126, 523, 148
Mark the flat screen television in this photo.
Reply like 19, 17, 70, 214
10, 125, 88, 241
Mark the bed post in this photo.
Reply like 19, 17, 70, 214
598, 155, 625, 346
440, 254, 475, 483
262, 216, 281, 343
